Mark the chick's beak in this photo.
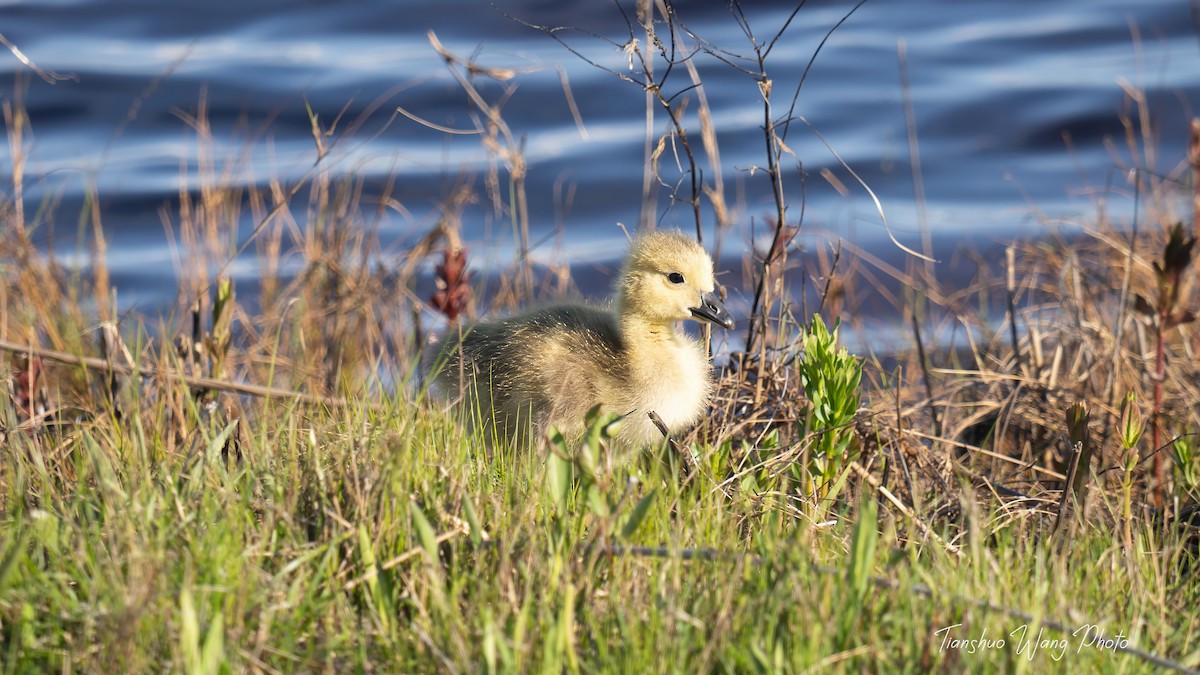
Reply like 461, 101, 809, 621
690, 290, 734, 329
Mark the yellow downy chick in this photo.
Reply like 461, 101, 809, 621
435, 230, 733, 447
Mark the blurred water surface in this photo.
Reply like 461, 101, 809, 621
2, 0, 1198, 314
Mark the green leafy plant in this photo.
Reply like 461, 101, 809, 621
1170, 434, 1199, 501
796, 315, 863, 511
1117, 393, 1144, 550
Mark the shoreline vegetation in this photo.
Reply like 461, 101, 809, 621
4, 3, 1200, 672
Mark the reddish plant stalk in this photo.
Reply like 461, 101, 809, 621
1151, 315, 1167, 505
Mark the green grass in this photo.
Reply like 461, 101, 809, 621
1, 383, 1195, 673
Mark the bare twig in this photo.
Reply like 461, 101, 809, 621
0, 338, 347, 408
0, 34, 77, 84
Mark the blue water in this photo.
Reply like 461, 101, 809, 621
3, 0, 1198, 315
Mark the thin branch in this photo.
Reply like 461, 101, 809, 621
779, 0, 870, 142
801, 117, 936, 263
395, 105, 482, 135
0, 339, 347, 408
763, 1, 809, 59
0, 34, 77, 84
491, 1, 640, 85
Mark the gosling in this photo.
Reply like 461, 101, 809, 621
434, 230, 733, 447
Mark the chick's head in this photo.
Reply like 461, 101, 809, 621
617, 231, 732, 329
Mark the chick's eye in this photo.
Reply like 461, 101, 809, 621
668, 272, 685, 284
